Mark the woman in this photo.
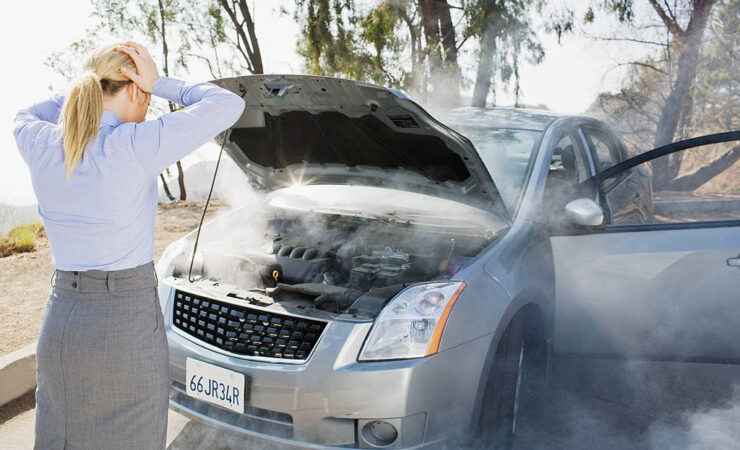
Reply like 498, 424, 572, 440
13, 42, 245, 449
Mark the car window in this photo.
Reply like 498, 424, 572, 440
543, 133, 593, 222
600, 141, 740, 225
549, 134, 590, 182
454, 127, 541, 215
582, 126, 622, 172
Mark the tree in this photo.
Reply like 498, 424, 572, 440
294, 0, 550, 107
464, 0, 544, 107
418, 0, 462, 104
216, 0, 264, 74
588, 0, 739, 191
294, 0, 463, 104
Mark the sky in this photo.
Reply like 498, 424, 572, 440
0, 0, 655, 206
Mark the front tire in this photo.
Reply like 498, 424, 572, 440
475, 312, 546, 449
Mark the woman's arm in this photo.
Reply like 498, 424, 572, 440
13, 95, 65, 164
128, 77, 245, 177
116, 41, 245, 177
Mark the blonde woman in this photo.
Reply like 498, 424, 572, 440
13, 42, 245, 449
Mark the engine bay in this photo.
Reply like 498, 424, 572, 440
171, 207, 495, 319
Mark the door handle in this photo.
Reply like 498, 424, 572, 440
728, 255, 740, 268
633, 193, 641, 205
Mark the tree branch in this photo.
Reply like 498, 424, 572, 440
619, 60, 668, 75
219, 0, 258, 73
619, 88, 660, 125
589, 35, 668, 47
646, 0, 685, 41
668, 144, 740, 191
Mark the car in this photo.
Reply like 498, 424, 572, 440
155, 75, 740, 449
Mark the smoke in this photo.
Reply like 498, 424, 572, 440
162, 96, 740, 449
648, 398, 740, 449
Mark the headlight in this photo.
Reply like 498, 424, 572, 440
358, 281, 466, 361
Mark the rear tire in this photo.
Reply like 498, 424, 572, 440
475, 312, 546, 449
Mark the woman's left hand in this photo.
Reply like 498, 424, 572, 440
116, 41, 160, 93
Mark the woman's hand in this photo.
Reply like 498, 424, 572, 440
116, 41, 160, 93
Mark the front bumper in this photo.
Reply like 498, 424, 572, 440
162, 283, 490, 448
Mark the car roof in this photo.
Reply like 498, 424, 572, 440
432, 106, 562, 132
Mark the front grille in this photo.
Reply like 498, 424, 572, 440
172, 290, 327, 361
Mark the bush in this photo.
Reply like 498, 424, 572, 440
1, 223, 43, 257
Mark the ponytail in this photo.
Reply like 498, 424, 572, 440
61, 71, 103, 178
60, 44, 136, 178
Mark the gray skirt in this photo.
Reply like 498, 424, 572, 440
35, 262, 169, 450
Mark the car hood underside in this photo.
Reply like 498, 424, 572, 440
210, 75, 506, 215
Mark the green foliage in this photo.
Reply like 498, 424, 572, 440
295, 0, 374, 81
692, 0, 740, 133
294, 0, 422, 90
0, 223, 44, 257
295, 0, 548, 105
464, 0, 545, 104
602, 0, 634, 23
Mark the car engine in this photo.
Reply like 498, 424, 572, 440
172, 210, 490, 318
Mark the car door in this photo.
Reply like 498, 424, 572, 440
551, 133, 740, 363
580, 125, 653, 224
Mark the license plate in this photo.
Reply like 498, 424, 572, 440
186, 358, 247, 414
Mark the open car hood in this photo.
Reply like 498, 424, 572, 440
211, 75, 506, 216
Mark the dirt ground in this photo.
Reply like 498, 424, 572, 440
0, 201, 222, 356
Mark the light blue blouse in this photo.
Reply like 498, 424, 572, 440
13, 77, 245, 271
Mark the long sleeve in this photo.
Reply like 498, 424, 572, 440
13, 94, 65, 164
129, 77, 245, 177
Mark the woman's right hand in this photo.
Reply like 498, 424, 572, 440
116, 41, 160, 93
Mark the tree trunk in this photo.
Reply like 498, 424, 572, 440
158, 0, 187, 200
400, 9, 422, 93
176, 161, 187, 201
472, 21, 496, 107
438, 0, 461, 103
220, 0, 264, 74
652, 0, 715, 189
236, 0, 264, 74
668, 144, 740, 191
160, 173, 175, 201
419, 0, 444, 98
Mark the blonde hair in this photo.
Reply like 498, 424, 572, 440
61, 44, 136, 178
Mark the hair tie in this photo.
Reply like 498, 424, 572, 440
80, 70, 101, 83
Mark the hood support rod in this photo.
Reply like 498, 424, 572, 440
188, 129, 232, 283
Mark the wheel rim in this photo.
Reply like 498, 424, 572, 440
512, 336, 525, 436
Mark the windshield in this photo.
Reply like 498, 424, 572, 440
454, 127, 541, 213
266, 185, 507, 236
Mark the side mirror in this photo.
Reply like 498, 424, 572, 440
564, 198, 604, 226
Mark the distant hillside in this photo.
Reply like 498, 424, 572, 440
0, 203, 40, 234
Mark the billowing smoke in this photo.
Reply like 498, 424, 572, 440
163, 104, 740, 449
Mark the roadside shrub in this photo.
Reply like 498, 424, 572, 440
1, 223, 44, 257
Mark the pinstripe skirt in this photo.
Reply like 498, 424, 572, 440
35, 262, 169, 450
